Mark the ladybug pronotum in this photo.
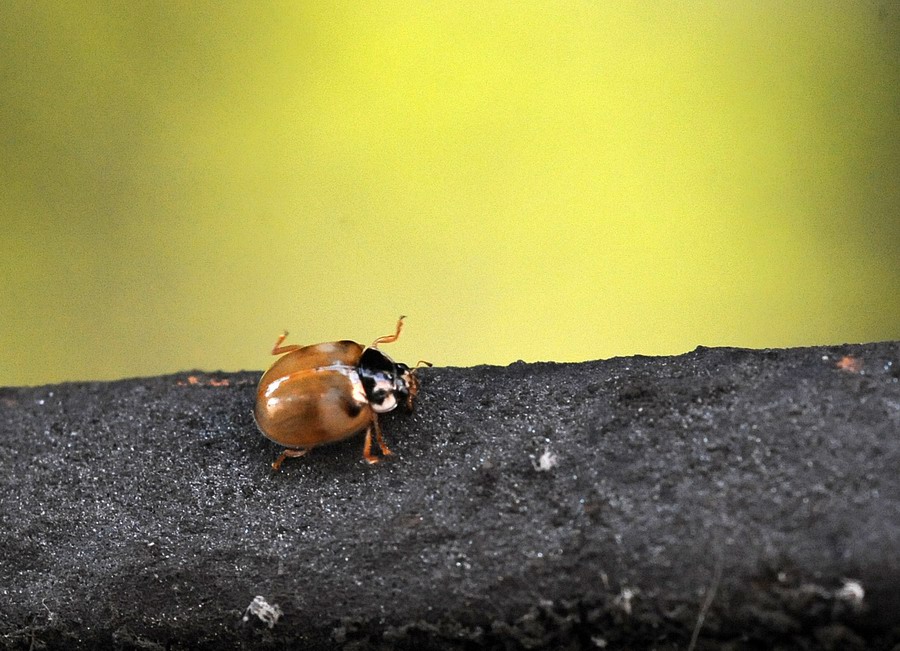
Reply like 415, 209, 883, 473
253, 316, 427, 470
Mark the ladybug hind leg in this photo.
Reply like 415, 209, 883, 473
272, 447, 309, 471
270, 331, 303, 356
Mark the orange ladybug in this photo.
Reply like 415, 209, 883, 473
253, 317, 427, 470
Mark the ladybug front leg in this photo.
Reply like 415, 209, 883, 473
272, 447, 308, 471
370, 316, 405, 348
362, 416, 393, 464
373, 417, 393, 457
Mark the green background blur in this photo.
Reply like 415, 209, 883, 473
2, 2, 898, 387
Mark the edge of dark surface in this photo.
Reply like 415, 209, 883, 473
1, 341, 899, 650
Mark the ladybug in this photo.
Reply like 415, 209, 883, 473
254, 316, 428, 470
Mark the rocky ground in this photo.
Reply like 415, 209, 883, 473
1, 341, 898, 650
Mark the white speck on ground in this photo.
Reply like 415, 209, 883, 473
532, 448, 558, 471
614, 587, 637, 615
837, 579, 864, 609
242, 595, 283, 628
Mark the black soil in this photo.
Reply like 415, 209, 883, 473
1, 342, 898, 650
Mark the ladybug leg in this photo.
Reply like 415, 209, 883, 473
272, 447, 308, 471
370, 316, 405, 348
362, 417, 392, 464
373, 416, 393, 457
362, 425, 378, 464
271, 331, 302, 356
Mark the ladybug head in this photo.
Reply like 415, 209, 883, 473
358, 348, 413, 414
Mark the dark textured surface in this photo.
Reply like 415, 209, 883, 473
1, 342, 899, 650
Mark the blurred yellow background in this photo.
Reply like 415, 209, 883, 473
1, 2, 898, 387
